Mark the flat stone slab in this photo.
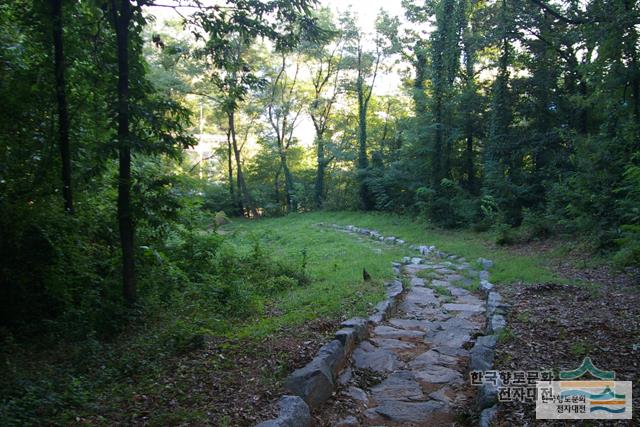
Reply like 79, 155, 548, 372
371, 337, 416, 350
373, 325, 424, 340
370, 371, 425, 402
443, 303, 485, 312
434, 317, 479, 332
431, 279, 450, 287
433, 345, 469, 357
345, 386, 369, 404
410, 277, 425, 287
426, 329, 472, 348
413, 365, 464, 384
388, 318, 432, 331
409, 349, 459, 369
365, 400, 445, 423
404, 264, 431, 274
352, 343, 399, 372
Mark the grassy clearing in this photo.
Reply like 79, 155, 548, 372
254, 211, 563, 285
227, 214, 408, 338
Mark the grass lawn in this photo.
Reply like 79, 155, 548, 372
232, 210, 564, 285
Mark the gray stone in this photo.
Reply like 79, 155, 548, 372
352, 344, 399, 372
410, 257, 424, 265
487, 292, 509, 315
385, 280, 403, 298
477, 258, 493, 269
455, 294, 486, 306
470, 335, 497, 372
403, 264, 430, 274
431, 279, 450, 287
365, 400, 444, 423
479, 270, 490, 281
409, 349, 459, 369
429, 387, 454, 404
371, 371, 424, 402
478, 382, 498, 409
443, 303, 485, 313
426, 329, 471, 348
317, 340, 346, 376
284, 358, 334, 409
402, 256, 412, 264
380, 297, 398, 313
338, 367, 352, 385
435, 316, 478, 332
410, 277, 425, 287
480, 280, 494, 293
396, 239, 406, 245
418, 245, 436, 255
413, 365, 464, 384
334, 415, 359, 427
487, 314, 506, 334
368, 312, 384, 325
445, 274, 464, 282
385, 236, 397, 243
388, 318, 431, 331
341, 317, 368, 341
256, 395, 311, 427
346, 386, 369, 404
371, 337, 416, 350
479, 405, 497, 427
434, 345, 469, 357
374, 325, 423, 340
335, 328, 357, 354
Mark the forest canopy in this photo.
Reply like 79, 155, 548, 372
0, 0, 639, 423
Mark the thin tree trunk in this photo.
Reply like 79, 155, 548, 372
279, 148, 295, 212
274, 164, 281, 208
113, 0, 135, 305
226, 127, 240, 214
315, 137, 326, 209
229, 110, 258, 217
51, 0, 73, 214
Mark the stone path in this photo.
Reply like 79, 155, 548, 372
326, 254, 487, 426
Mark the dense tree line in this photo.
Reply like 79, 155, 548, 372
184, 0, 640, 266
2, 0, 639, 342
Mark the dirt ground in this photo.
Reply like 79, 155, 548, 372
493, 243, 640, 426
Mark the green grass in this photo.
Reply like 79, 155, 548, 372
223, 210, 567, 337
226, 213, 407, 338
244, 211, 562, 284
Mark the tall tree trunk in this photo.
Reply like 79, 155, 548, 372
274, 164, 281, 208
51, 0, 73, 214
113, 0, 135, 305
225, 128, 240, 214
229, 110, 257, 217
315, 137, 326, 209
357, 73, 373, 210
279, 146, 295, 212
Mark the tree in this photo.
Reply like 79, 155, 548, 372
112, 0, 136, 304
300, 7, 343, 208
51, 0, 73, 214
265, 52, 306, 213
341, 9, 400, 210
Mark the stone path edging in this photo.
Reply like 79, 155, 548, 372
256, 224, 508, 427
